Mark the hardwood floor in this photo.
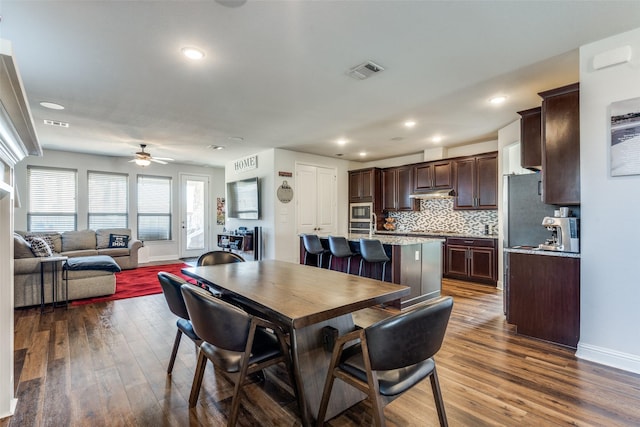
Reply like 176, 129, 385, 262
3, 278, 640, 426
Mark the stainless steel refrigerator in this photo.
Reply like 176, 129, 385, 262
503, 173, 556, 248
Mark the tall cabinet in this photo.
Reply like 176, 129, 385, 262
0, 40, 41, 418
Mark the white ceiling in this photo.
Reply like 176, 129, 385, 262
1, 1, 639, 168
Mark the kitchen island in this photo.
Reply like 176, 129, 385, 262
300, 234, 443, 309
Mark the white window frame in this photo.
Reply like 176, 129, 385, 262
27, 166, 77, 232
87, 170, 129, 230
137, 174, 172, 241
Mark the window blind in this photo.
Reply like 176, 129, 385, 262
137, 175, 171, 241
28, 167, 77, 232
88, 171, 128, 229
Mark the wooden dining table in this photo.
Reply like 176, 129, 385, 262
182, 259, 409, 426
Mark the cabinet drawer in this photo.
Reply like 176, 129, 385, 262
447, 237, 495, 247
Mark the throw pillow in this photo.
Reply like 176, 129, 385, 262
25, 233, 56, 253
108, 234, 129, 248
27, 236, 53, 257
14, 233, 35, 258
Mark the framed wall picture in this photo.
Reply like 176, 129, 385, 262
216, 197, 225, 225
610, 97, 640, 176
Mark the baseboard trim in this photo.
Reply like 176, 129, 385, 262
146, 255, 180, 264
0, 398, 18, 420
576, 342, 640, 374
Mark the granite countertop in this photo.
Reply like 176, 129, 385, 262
311, 233, 444, 246
375, 230, 499, 240
504, 246, 581, 258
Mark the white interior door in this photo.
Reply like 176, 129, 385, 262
296, 164, 336, 235
180, 174, 209, 258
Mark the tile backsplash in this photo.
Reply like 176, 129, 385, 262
387, 199, 498, 235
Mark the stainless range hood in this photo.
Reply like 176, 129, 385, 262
409, 189, 456, 199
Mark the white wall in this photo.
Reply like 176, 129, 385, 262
274, 149, 351, 262
15, 149, 226, 262
224, 148, 351, 262
225, 149, 276, 259
577, 27, 640, 373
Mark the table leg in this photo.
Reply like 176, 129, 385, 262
40, 262, 45, 313
290, 315, 366, 426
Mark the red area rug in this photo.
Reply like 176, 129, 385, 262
71, 262, 194, 306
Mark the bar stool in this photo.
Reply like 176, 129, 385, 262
302, 234, 329, 268
358, 238, 390, 281
328, 236, 355, 273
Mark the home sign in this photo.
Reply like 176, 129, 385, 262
234, 155, 258, 173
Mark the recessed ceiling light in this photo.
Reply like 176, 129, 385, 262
404, 120, 416, 128
432, 135, 442, 143
359, 152, 367, 157
181, 47, 205, 60
489, 95, 507, 105
228, 136, 244, 142
208, 145, 225, 150
336, 138, 348, 145
390, 137, 404, 141
40, 101, 64, 110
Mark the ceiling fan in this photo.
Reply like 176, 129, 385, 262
129, 144, 174, 166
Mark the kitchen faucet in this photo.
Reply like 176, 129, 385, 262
370, 212, 377, 237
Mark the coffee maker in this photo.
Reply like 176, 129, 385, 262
538, 217, 580, 253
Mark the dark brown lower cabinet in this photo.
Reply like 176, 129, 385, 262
506, 252, 580, 348
444, 237, 496, 285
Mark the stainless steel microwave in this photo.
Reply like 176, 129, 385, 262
350, 202, 373, 222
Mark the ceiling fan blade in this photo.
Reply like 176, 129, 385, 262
150, 158, 168, 165
154, 157, 174, 161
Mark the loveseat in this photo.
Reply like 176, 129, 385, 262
13, 229, 143, 308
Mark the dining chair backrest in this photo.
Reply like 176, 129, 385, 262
158, 272, 191, 320
365, 296, 453, 371
197, 250, 245, 266
302, 234, 324, 255
328, 236, 353, 258
359, 238, 390, 263
181, 283, 251, 353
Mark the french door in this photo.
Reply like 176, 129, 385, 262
179, 174, 209, 259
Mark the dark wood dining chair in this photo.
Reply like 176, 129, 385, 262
196, 250, 245, 266
316, 296, 454, 427
180, 283, 297, 426
157, 272, 201, 374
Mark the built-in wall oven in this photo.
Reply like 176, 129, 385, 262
349, 202, 373, 234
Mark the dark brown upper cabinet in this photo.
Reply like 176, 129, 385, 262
413, 160, 452, 193
517, 106, 542, 171
539, 83, 580, 205
382, 166, 417, 211
453, 152, 498, 210
348, 168, 380, 203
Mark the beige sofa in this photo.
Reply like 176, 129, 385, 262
14, 229, 143, 308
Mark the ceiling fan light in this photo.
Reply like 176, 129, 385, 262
135, 158, 151, 167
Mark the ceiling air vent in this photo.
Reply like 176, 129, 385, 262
347, 61, 385, 80
44, 119, 69, 128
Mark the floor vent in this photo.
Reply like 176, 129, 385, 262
347, 61, 385, 80
44, 119, 69, 128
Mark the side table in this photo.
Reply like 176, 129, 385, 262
39, 256, 69, 313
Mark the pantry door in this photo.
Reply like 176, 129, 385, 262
296, 164, 337, 236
